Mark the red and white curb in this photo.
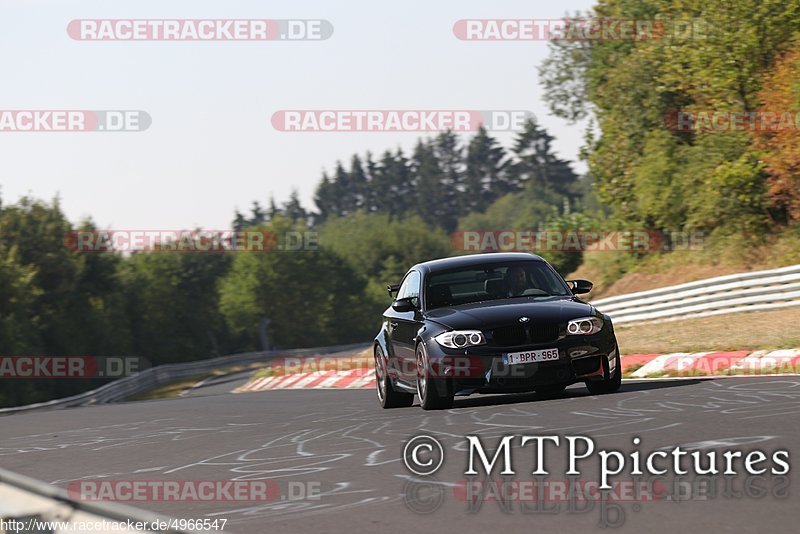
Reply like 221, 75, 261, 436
622, 349, 800, 378
234, 368, 376, 393
233, 349, 800, 393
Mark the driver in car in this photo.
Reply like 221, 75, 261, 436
505, 265, 529, 296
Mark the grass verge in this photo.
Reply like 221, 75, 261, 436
616, 307, 800, 355
569, 226, 800, 299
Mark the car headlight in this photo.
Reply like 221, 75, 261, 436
566, 316, 603, 336
434, 330, 486, 349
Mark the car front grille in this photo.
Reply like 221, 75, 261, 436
492, 325, 527, 346
529, 323, 560, 343
490, 323, 560, 346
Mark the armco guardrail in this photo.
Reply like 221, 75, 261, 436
591, 263, 800, 325
0, 342, 368, 416
0, 467, 188, 534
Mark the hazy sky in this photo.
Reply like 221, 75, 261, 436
1, 0, 594, 230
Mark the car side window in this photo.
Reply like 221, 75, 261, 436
397, 270, 421, 307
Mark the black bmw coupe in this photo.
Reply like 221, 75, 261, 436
373, 252, 621, 409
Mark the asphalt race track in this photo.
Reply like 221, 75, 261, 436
1, 377, 798, 533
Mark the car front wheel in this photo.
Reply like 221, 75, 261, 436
375, 345, 414, 408
416, 342, 454, 410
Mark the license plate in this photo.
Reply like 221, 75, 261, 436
504, 348, 560, 365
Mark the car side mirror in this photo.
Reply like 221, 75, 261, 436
566, 279, 593, 295
391, 296, 416, 312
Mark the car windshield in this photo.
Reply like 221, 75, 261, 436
425, 260, 571, 309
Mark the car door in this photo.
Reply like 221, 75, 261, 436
385, 269, 422, 384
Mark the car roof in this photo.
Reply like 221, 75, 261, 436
413, 252, 546, 274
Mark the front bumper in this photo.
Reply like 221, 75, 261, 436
424, 332, 617, 396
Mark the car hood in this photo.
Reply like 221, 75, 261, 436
425, 297, 596, 330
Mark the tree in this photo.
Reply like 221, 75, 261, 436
319, 211, 452, 306
281, 190, 308, 225
233, 210, 247, 231
349, 155, 370, 212
0, 245, 39, 355
510, 119, 579, 206
412, 139, 450, 229
539, 0, 800, 235
0, 199, 137, 406
319, 212, 451, 281
219, 216, 376, 348
752, 38, 800, 223
250, 201, 266, 226
267, 196, 279, 220
432, 131, 465, 230
0, 197, 79, 355
121, 247, 231, 364
464, 126, 508, 211
379, 149, 415, 219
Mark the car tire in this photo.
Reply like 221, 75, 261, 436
585, 348, 622, 395
416, 342, 454, 410
536, 383, 568, 398
375, 345, 414, 409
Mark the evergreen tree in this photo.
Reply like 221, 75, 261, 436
233, 210, 247, 231
464, 126, 508, 212
411, 140, 449, 229
433, 131, 465, 231
267, 196, 280, 221
349, 155, 369, 212
313, 172, 336, 223
510, 119, 578, 207
388, 148, 414, 219
236, 120, 578, 230
332, 162, 352, 216
282, 190, 308, 225
249, 201, 266, 226
364, 152, 379, 213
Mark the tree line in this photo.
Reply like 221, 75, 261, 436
235, 120, 583, 233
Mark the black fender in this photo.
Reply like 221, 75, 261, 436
374, 329, 391, 359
